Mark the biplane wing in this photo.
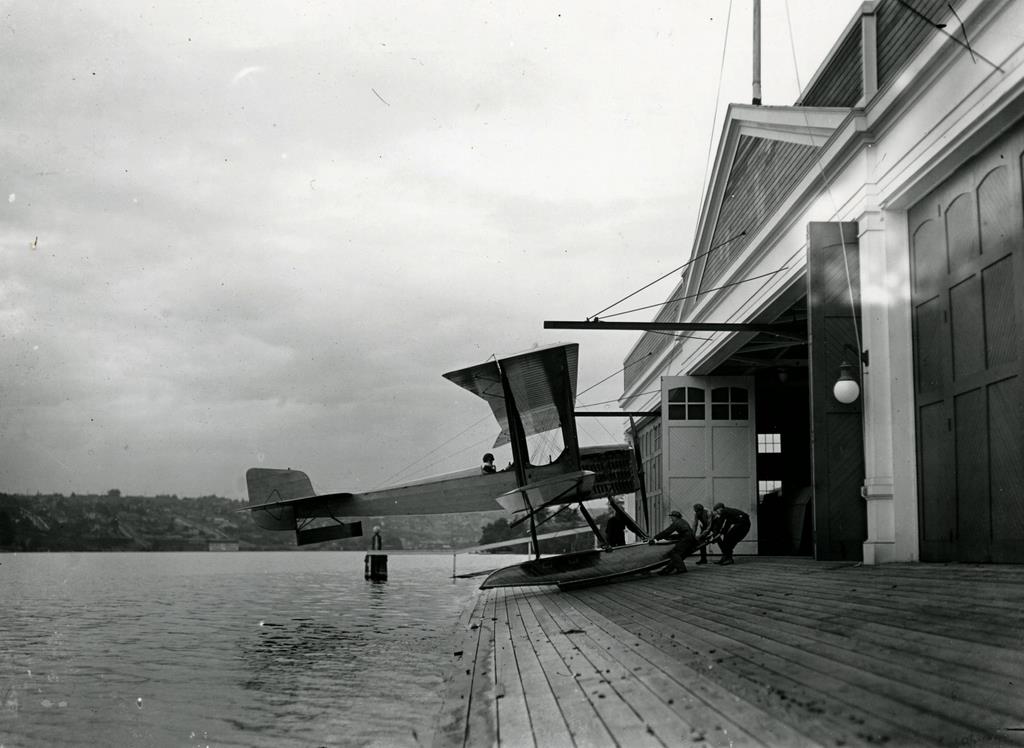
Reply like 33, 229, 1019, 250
445, 343, 649, 559
442, 342, 579, 448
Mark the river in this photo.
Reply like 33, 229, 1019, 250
0, 551, 516, 747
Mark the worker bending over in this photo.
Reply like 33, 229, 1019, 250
704, 503, 750, 565
649, 509, 696, 575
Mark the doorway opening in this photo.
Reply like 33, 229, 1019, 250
704, 296, 813, 556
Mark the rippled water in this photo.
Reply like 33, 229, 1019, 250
0, 551, 513, 747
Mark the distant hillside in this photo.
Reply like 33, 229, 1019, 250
0, 491, 544, 552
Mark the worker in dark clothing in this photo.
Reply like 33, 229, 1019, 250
604, 499, 627, 547
706, 503, 750, 565
648, 509, 696, 574
693, 503, 712, 565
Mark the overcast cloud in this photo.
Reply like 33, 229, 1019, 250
1, 1, 860, 499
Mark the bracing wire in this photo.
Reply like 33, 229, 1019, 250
371, 411, 495, 490
588, 230, 748, 321
600, 267, 789, 319
576, 353, 652, 399
377, 350, 650, 487
895, 0, 1003, 72
578, 388, 660, 410
576, 417, 620, 446
588, 3, 735, 325
697, 0, 735, 226
690, 0, 736, 303
783, 0, 862, 356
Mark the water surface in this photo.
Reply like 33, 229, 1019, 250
0, 551, 512, 747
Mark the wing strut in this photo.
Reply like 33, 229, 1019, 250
629, 416, 651, 535
499, 359, 541, 559
577, 502, 607, 547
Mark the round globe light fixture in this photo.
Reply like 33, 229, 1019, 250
833, 361, 860, 404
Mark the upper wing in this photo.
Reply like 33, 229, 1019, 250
443, 342, 580, 450
441, 358, 510, 446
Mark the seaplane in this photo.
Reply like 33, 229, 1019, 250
245, 342, 679, 589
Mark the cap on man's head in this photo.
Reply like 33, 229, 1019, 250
693, 503, 704, 511
669, 510, 682, 518
712, 502, 725, 511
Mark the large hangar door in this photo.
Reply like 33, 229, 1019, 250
661, 376, 757, 555
908, 125, 1024, 563
807, 222, 866, 561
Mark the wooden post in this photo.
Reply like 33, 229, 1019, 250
365, 527, 388, 581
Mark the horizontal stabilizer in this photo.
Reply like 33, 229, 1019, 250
296, 521, 363, 546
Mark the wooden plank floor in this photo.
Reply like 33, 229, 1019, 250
432, 558, 1024, 747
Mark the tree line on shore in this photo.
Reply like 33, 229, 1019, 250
0, 491, 608, 553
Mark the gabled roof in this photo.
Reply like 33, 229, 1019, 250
623, 105, 849, 392
683, 104, 850, 306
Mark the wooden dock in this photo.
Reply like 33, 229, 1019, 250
433, 557, 1024, 747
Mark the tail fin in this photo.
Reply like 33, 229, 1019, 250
246, 468, 315, 504
244, 467, 363, 544
245, 468, 315, 531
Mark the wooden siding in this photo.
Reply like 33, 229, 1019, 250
798, 0, 953, 108
799, 19, 863, 107
623, 297, 685, 393
697, 138, 819, 296
435, 559, 1024, 747
876, 0, 951, 94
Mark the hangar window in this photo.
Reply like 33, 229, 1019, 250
758, 433, 781, 453
667, 387, 705, 420
711, 386, 749, 420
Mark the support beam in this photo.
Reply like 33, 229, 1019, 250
576, 410, 658, 418
544, 320, 804, 336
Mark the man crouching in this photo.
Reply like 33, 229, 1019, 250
648, 509, 696, 575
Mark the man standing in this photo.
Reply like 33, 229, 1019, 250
604, 498, 627, 547
648, 509, 696, 575
693, 503, 711, 565
707, 503, 751, 565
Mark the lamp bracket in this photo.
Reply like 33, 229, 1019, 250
843, 344, 869, 367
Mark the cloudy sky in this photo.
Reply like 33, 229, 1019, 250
1, 1, 860, 500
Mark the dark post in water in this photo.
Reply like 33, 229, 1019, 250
364, 525, 388, 581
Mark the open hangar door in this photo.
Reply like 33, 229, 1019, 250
700, 298, 815, 557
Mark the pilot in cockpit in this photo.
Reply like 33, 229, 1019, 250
481, 453, 497, 474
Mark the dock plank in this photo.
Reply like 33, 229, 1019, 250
435, 560, 1024, 748
502, 588, 573, 747
435, 590, 492, 747
575, 584, 908, 747
523, 588, 665, 748
493, 590, 535, 747
547, 589, 811, 747
609, 570, 1024, 745
687, 581, 1023, 714
509, 586, 618, 747
610, 581, 1010, 745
